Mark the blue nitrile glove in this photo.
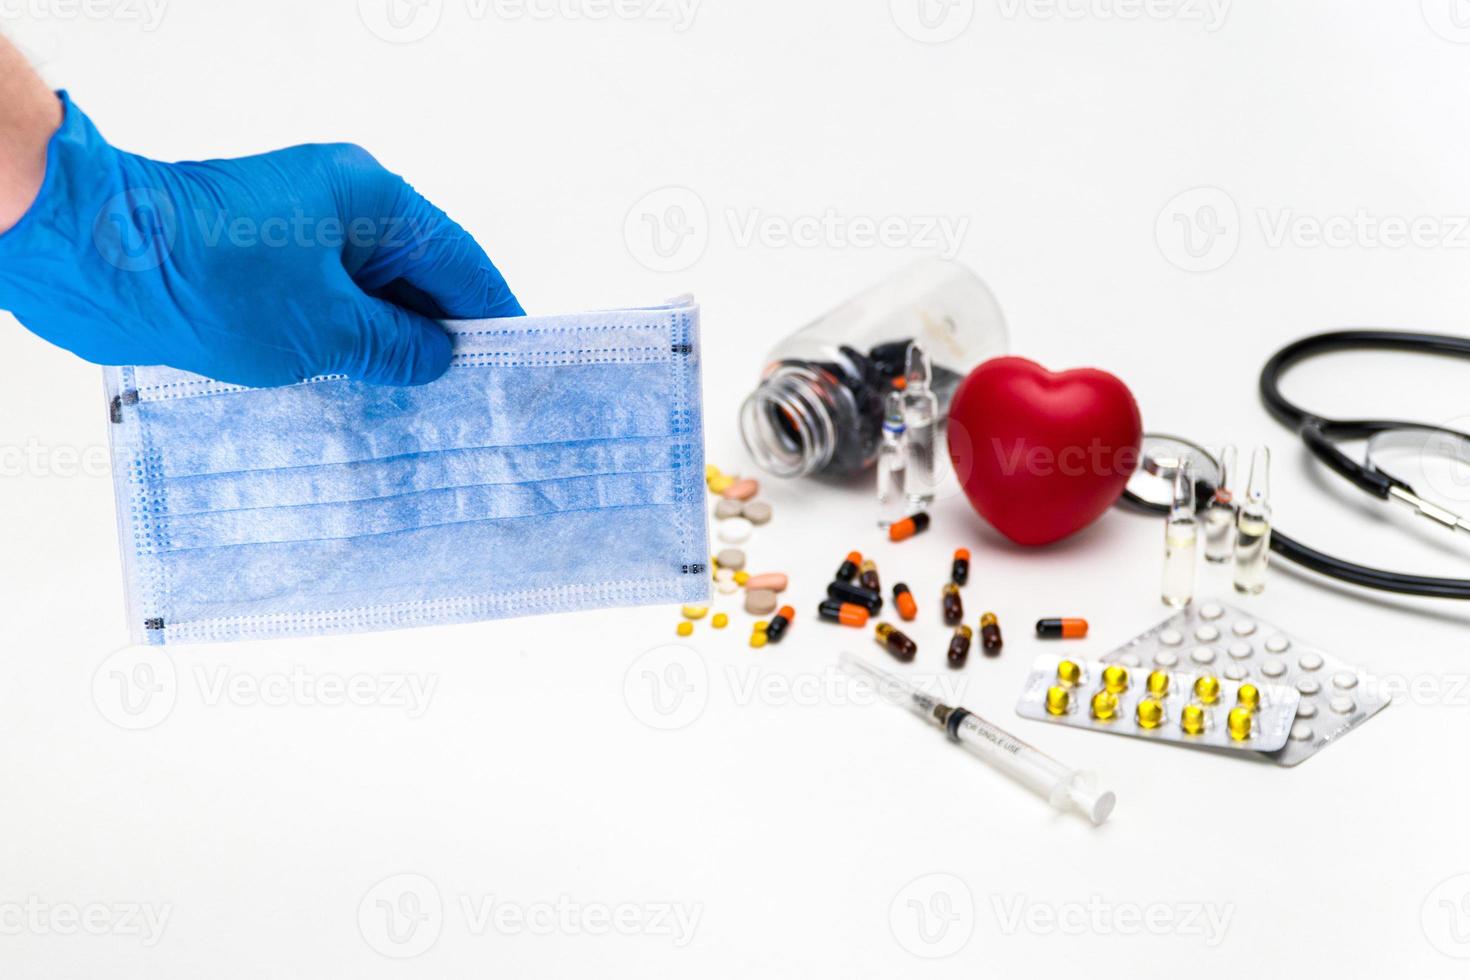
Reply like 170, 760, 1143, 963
0, 92, 522, 387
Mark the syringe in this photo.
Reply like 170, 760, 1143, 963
840, 652, 1116, 825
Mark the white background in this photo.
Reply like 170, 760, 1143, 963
3, 0, 1470, 975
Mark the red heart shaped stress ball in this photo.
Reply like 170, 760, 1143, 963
946, 357, 1143, 547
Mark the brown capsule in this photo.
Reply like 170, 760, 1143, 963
858, 559, 880, 594
874, 622, 917, 662
947, 625, 973, 668
980, 612, 1003, 655
942, 583, 964, 626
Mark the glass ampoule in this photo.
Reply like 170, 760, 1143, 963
875, 389, 908, 528
903, 344, 940, 509
1203, 445, 1237, 563
1161, 462, 1198, 608
1233, 447, 1273, 595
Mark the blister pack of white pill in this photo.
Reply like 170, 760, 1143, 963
1017, 654, 1301, 753
1100, 599, 1390, 766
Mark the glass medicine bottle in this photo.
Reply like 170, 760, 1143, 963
738, 259, 1009, 479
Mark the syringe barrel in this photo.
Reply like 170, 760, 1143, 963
950, 712, 1115, 825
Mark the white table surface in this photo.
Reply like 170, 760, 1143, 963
4, 2, 1470, 976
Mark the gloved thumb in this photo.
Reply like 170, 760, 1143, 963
336, 294, 454, 386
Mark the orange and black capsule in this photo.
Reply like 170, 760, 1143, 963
980, 612, 1003, 655
1035, 617, 1089, 640
942, 583, 964, 626
858, 559, 881, 593
766, 606, 795, 643
828, 580, 882, 613
875, 622, 917, 662
947, 625, 973, 668
892, 583, 918, 621
835, 551, 862, 583
888, 511, 931, 543
817, 600, 869, 628
951, 548, 971, 586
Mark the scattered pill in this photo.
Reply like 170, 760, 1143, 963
745, 589, 779, 616
1227, 707, 1254, 741
714, 568, 735, 584
742, 501, 773, 525
766, 606, 795, 643
980, 612, 1003, 655
818, 599, 870, 628
1102, 664, 1130, 694
1181, 704, 1206, 735
1036, 618, 1089, 640
681, 604, 709, 620
875, 622, 917, 662
718, 518, 754, 544
1136, 697, 1165, 729
717, 580, 739, 595
1046, 686, 1071, 716
722, 478, 759, 501
948, 625, 973, 668
709, 474, 735, 494
749, 631, 768, 649
836, 552, 862, 582
1194, 675, 1221, 704
941, 583, 964, 626
952, 548, 971, 586
734, 571, 750, 587
712, 613, 729, 629
828, 580, 882, 613
745, 573, 789, 593
1237, 683, 1260, 709
705, 464, 722, 481
714, 499, 744, 520
1057, 660, 1083, 687
753, 621, 769, 633
1091, 690, 1120, 721
716, 548, 747, 571
859, 559, 881, 593
888, 511, 931, 542
676, 622, 694, 637
892, 583, 918, 621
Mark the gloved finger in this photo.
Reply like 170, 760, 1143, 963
350, 185, 524, 321
332, 294, 454, 386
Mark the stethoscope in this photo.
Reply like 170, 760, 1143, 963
1122, 329, 1470, 600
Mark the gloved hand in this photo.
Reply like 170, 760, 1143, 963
0, 92, 522, 387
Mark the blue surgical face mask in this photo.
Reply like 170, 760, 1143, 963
104, 300, 710, 644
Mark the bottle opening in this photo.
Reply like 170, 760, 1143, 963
739, 366, 837, 478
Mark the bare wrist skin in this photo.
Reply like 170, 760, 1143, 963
0, 34, 63, 233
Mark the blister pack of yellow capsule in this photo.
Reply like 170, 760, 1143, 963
1015, 655, 1301, 753
1100, 599, 1391, 766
